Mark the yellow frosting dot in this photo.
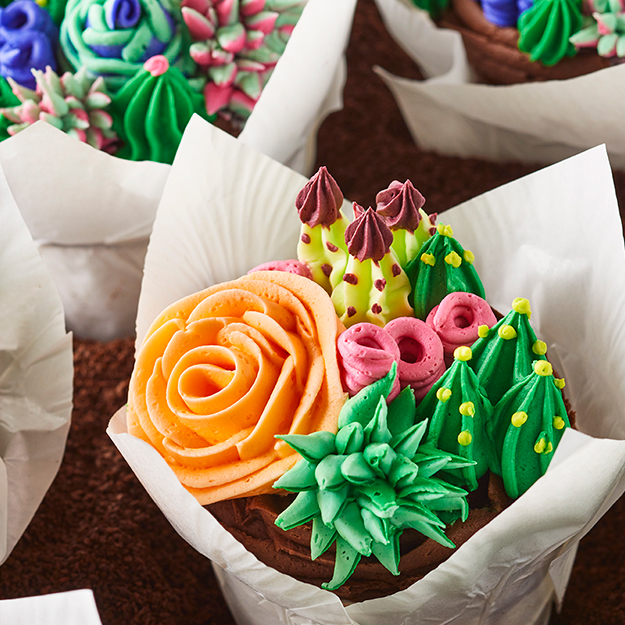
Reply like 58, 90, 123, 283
534, 438, 547, 454
512, 297, 531, 318
498, 325, 517, 340
534, 360, 553, 376
458, 431, 472, 446
532, 340, 547, 356
546, 442, 553, 453
35, 0, 47, 5
511, 411, 528, 427
421, 253, 436, 266
436, 388, 452, 402
463, 250, 475, 264
454, 346, 472, 362
477, 324, 490, 338
437, 224, 453, 237
553, 416, 565, 430
555, 377, 566, 389
444, 251, 462, 268
459, 401, 475, 417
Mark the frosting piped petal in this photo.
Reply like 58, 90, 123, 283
375, 179, 425, 233
345, 205, 393, 263
296, 166, 344, 228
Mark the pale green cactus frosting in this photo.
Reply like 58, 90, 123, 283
570, 0, 625, 57
415, 346, 494, 492
469, 297, 549, 405
274, 365, 474, 591
331, 204, 414, 328
488, 360, 570, 498
409, 224, 485, 320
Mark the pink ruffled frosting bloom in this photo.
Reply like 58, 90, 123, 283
426, 292, 497, 365
248, 259, 313, 280
337, 323, 401, 402
384, 317, 446, 401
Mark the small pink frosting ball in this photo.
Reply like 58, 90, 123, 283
144, 55, 170, 77
337, 323, 401, 402
384, 317, 446, 401
248, 260, 313, 280
426, 292, 496, 366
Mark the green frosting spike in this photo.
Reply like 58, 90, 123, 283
470, 297, 547, 406
415, 346, 493, 491
410, 224, 485, 320
489, 359, 570, 498
110, 55, 213, 164
518, 0, 582, 66
274, 372, 472, 590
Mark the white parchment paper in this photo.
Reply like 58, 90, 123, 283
0, 164, 73, 565
374, 0, 625, 169
108, 118, 625, 625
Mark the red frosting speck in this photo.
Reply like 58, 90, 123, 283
345, 204, 393, 262
375, 180, 425, 233
296, 166, 344, 228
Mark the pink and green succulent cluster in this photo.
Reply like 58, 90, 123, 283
181, 0, 305, 121
570, 0, 625, 57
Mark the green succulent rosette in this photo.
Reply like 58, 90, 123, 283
110, 55, 212, 164
488, 360, 570, 498
273, 365, 474, 591
469, 297, 549, 406
415, 346, 493, 492
409, 223, 485, 320
518, 0, 582, 66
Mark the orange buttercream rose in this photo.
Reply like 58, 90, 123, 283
127, 271, 347, 505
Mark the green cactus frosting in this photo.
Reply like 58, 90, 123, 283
274, 365, 473, 590
0, 76, 18, 142
331, 205, 413, 328
110, 55, 211, 164
517, 0, 582, 66
415, 346, 493, 491
38, 0, 69, 25
469, 297, 550, 406
488, 359, 570, 498
409, 223, 485, 320
409, 0, 450, 18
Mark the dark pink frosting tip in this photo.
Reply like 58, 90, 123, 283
296, 166, 344, 228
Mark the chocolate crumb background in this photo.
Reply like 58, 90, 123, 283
0, 0, 624, 623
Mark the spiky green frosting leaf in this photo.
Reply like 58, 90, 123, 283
274, 364, 473, 590
409, 224, 485, 320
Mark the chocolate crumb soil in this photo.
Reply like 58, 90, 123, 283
0, 0, 623, 622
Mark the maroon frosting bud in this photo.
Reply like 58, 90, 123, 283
296, 166, 344, 228
375, 180, 425, 233
345, 204, 393, 262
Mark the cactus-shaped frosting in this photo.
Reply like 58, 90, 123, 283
375, 179, 436, 271
409, 223, 485, 321
570, 0, 625, 57
37, 0, 69, 25
1, 65, 117, 150
331, 204, 413, 328
0, 0, 59, 89
469, 297, 549, 405
488, 360, 569, 498
409, 0, 450, 18
110, 55, 210, 163
296, 166, 348, 294
181, 0, 305, 121
415, 346, 493, 491
61, 0, 191, 91
273, 365, 473, 590
517, 0, 582, 66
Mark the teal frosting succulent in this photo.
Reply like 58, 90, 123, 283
569, 0, 625, 57
273, 364, 474, 590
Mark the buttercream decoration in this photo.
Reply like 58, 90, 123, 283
488, 359, 570, 498
375, 179, 435, 269
384, 316, 446, 401
0, 74, 18, 140
296, 167, 349, 295
415, 346, 493, 492
110, 55, 212, 163
60, 0, 190, 92
337, 323, 401, 402
481, 0, 522, 26
36, 0, 68, 25
1, 65, 118, 150
182, 0, 305, 121
331, 205, 413, 328
426, 292, 497, 366
469, 297, 547, 406
408, 0, 450, 18
0, 0, 58, 89
409, 224, 485, 321
518, 0, 582, 66
274, 363, 472, 591
248, 259, 313, 280
570, 0, 625, 57
126, 271, 347, 505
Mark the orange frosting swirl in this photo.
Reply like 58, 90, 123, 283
127, 271, 347, 505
